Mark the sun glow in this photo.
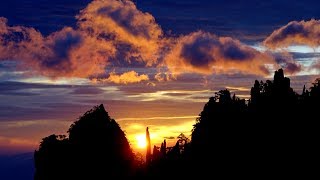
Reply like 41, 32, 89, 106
135, 134, 147, 149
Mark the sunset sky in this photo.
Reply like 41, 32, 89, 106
1, 0, 320, 155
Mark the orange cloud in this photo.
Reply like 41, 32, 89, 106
0, 17, 45, 67
164, 31, 276, 76
93, 70, 149, 84
36, 27, 116, 78
0, 0, 165, 79
264, 19, 320, 49
1, 1, 303, 81
0, 18, 115, 78
77, 0, 163, 66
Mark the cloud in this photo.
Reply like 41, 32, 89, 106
0, 0, 166, 79
264, 19, 320, 49
1, 0, 305, 81
310, 60, 320, 71
164, 31, 276, 76
77, 0, 163, 65
283, 62, 302, 74
93, 71, 149, 84
273, 52, 302, 74
0, 17, 45, 67
0, 18, 115, 78
126, 89, 215, 102
71, 87, 104, 95
291, 52, 320, 59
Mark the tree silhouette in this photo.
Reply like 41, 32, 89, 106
310, 78, 320, 99
146, 127, 151, 165
34, 104, 134, 180
34, 135, 69, 180
188, 69, 318, 177
34, 69, 320, 178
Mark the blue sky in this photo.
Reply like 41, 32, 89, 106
2, 0, 320, 41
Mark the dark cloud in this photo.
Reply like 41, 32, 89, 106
0, 91, 38, 97
0, 106, 49, 121
0, 103, 90, 122
274, 53, 302, 74
284, 62, 302, 74
0, 81, 71, 92
222, 40, 255, 60
291, 52, 320, 59
165, 31, 275, 76
41, 30, 82, 69
71, 87, 104, 95
180, 37, 216, 68
97, 6, 152, 39
0, 82, 108, 121
264, 19, 320, 48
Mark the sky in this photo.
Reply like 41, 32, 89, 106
1, 0, 320, 155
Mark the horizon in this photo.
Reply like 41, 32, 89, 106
1, 0, 320, 158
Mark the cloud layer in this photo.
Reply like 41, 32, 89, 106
0, 0, 162, 79
0, 0, 309, 82
264, 19, 320, 49
164, 31, 275, 76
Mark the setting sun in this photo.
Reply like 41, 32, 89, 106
135, 134, 147, 149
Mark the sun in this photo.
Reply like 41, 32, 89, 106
135, 134, 147, 149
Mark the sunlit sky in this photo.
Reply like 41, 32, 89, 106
1, 0, 320, 155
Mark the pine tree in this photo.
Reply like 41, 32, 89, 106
146, 127, 151, 164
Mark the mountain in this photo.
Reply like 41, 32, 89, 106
34, 104, 135, 180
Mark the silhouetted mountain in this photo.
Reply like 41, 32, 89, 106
34, 104, 135, 180
188, 69, 319, 177
0, 152, 34, 180
146, 69, 319, 177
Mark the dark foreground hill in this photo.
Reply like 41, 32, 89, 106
34, 104, 135, 180
146, 69, 319, 178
